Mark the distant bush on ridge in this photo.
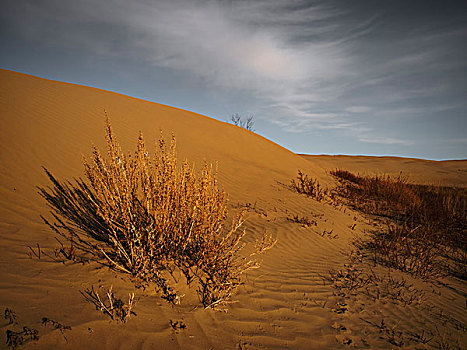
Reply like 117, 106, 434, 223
230, 113, 255, 131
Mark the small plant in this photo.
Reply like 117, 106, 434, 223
52, 237, 89, 264
325, 262, 425, 306
361, 318, 404, 348
230, 113, 255, 131
287, 214, 317, 227
38, 114, 275, 308
6, 327, 39, 349
4, 308, 17, 325
169, 320, 186, 332
408, 329, 433, 345
291, 170, 326, 201
235, 202, 267, 217
81, 286, 135, 323
41, 318, 71, 341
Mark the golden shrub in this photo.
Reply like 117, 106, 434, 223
39, 114, 275, 308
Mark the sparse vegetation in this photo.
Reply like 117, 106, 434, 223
324, 263, 425, 306
234, 202, 268, 218
81, 286, 135, 323
362, 319, 405, 347
41, 318, 71, 341
4, 308, 17, 325
230, 113, 255, 131
291, 170, 326, 201
6, 327, 39, 349
169, 319, 186, 332
286, 214, 317, 227
3, 309, 72, 347
38, 114, 275, 308
330, 169, 467, 279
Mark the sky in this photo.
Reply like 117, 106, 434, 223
1, 0, 466, 160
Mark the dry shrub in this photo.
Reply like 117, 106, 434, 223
331, 169, 466, 279
4, 308, 17, 325
286, 214, 317, 227
291, 170, 326, 201
325, 263, 425, 306
38, 114, 275, 308
230, 113, 255, 131
329, 168, 362, 184
6, 327, 39, 349
41, 318, 72, 341
330, 170, 421, 217
81, 286, 135, 323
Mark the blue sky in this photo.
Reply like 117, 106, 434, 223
1, 0, 466, 160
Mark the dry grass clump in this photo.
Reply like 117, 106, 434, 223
169, 319, 186, 332
4, 308, 17, 325
291, 170, 326, 201
330, 169, 467, 279
329, 169, 362, 184
41, 318, 72, 341
325, 263, 425, 306
330, 170, 420, 217
81, 286, 135, 323
6, 327, 39, 349
286, 214, 318, 227
38, 115, 275, 308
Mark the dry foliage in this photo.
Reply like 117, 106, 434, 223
324, 263, 425, 306
169, 319, 186, 332
330, 169, 467, 279
81, 286, 135, 323
361, 318, 405, 348
230, 113, 255, 131
38, 114, 275, 308
4, 308, 17, 325
6, 327, 39, 349
41, 318, 71, 341
286, 214, 317, 227
290, 170, 327, 201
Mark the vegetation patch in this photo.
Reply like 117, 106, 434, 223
81, 286, 135, 323
290, 170, 327, 201
286, 214, 318, 227
41, 318, 71, 341
38, 115, 275, 309
330, 169, 467, 279
6, 327, 39, 349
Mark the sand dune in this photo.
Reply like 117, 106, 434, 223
301, 154, 467, 188
0, 69, 465, 349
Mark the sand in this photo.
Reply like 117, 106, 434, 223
301, 154, 467, 188
0, 69, 465, 349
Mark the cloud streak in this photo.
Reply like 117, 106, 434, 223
4, 0, 353, 126
359, 136, 414, 146
124, 0, 352, 127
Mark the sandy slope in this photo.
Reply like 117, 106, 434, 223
301, 155, 467, 188
0, 69, 465, 349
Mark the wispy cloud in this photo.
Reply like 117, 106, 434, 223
359, 136, 414, 146
4, 0, 353, 127
123, 0, 352, 123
